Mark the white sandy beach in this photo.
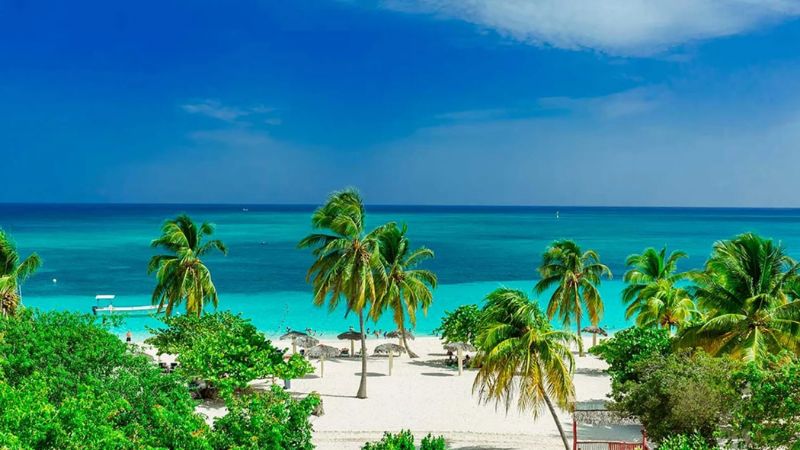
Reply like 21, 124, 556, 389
145, 335, 641, 450
276, 336, 640, 450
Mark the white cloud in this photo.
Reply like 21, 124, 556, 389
538, 86, 669, 118
181, 100, 280, 124
382, 0, 800, 56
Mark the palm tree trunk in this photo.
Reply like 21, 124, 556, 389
397, 308, 418, 358
576, 290, 584, 357
356, 310, 368, 399
543, 390, 571, 450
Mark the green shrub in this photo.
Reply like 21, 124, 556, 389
590, 326, 671, 389
0, 309, 211, 449
210, 385, 319, 450
731, 354, 800, 448
659, 433, 719, 450
433, 304, 481, 346
610, 349, 739, 444
146, 312, 312, 396
362, 430, 447, 450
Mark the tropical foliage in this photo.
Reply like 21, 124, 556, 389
148, 214, 227, 316
632, 280, 697, 333
209, 386, 320, 450
146, 312, 312, 397
535, 240, 611, 356
361, 430, 447, 450
622, 246, 690, 320
0, 230, 41, 317
433, 304, 481, 346
0, 310, 211, 449
678, 233, 800, 363
590, 326, 672, 389
373, 223, 437, 357
473, 288, 578, 450
658, 434, 719, 450
609, 349, 740, 444
731, 354, 800, 448
298, 189, 387, 399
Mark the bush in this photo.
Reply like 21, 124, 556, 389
209, 385, 320, 450
0, 309, 211, 449
590, 326, 671, 389
433, 304, 481, 346
610, 349, 740, 444
146, 312, 312, 396
731, 354, 800, 448
659, 433, 719, 450
362, 430, 448, 450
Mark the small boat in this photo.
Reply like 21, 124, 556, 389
92, 294, 160, 316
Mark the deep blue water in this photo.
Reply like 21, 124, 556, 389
4, 204, 800, 338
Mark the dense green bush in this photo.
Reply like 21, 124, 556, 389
210, 385, 320, 450
433, 304, 481, 346
362, 430, 447, 450
0, 309, 211, 449
659, 433, 719, 450
146, 312, 312, 396
731, 355, 800, 448
610, 349, 739, 444
590, 326, 671, 388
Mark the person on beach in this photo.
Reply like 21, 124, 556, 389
126, 331, 132, 343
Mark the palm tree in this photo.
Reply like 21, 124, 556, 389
148, 214, 227, 316
634, 279, 697, 334
622, 246, 690, 320
298, 189, 386, 399
473, 288, 578, 450
372, 223, 437, 358
0, 230, 42, 317
535, 240, 611, 356
678, 233, 800, 363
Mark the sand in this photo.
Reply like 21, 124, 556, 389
142, 335, 641, 450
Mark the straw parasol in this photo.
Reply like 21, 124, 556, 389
305, 344, 340, 378
280, 330, 308, 354
582, 325, 608, 347
444, 342, 475, 376
385, 329, 415, 340
337, 329, 362, 357
294, 335, 319, 350
374, 343, 406, 376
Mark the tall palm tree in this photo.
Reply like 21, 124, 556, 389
148, 214, 227, 316
679, 233, 800, 363
634, 279, 697, 334
0, 230, 42, 317
298, 189, 386, 399
473, 288, 578, 450
535, 240, 611, 356
372, 223, 437, 358
623, 246, 690, 320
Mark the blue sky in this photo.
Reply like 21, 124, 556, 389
3, 1, 800, 206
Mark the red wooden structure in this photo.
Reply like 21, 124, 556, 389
572, 408, 648, 450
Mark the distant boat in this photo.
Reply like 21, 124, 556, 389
242, 208, 249, 212
556, 211, 560, 219
92, 294, 160, 316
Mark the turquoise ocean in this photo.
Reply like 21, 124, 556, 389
6, 204, 800, 339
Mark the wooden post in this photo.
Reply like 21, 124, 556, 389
642, 428, 648, 450
592, 333, 597, 348
388, 351, 394, 376
320, 355, 325, 378
350, 340, 355, 357
292, 340, 297, 355
572, 417, 578, 450
457, 348, 463, 375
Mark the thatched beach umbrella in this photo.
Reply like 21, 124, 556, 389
444, 342, 475, 376
374, 343, 406, 376
294, 335, 319, 350
337, 329, 362, 357
280, 330, 308, 354
306, 344, 340, 378
385, 329, 415, 340
582, 325, 608, 347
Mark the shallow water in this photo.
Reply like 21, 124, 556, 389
6, 204, 800, 337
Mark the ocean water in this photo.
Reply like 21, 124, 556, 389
5, 204, 800, 339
